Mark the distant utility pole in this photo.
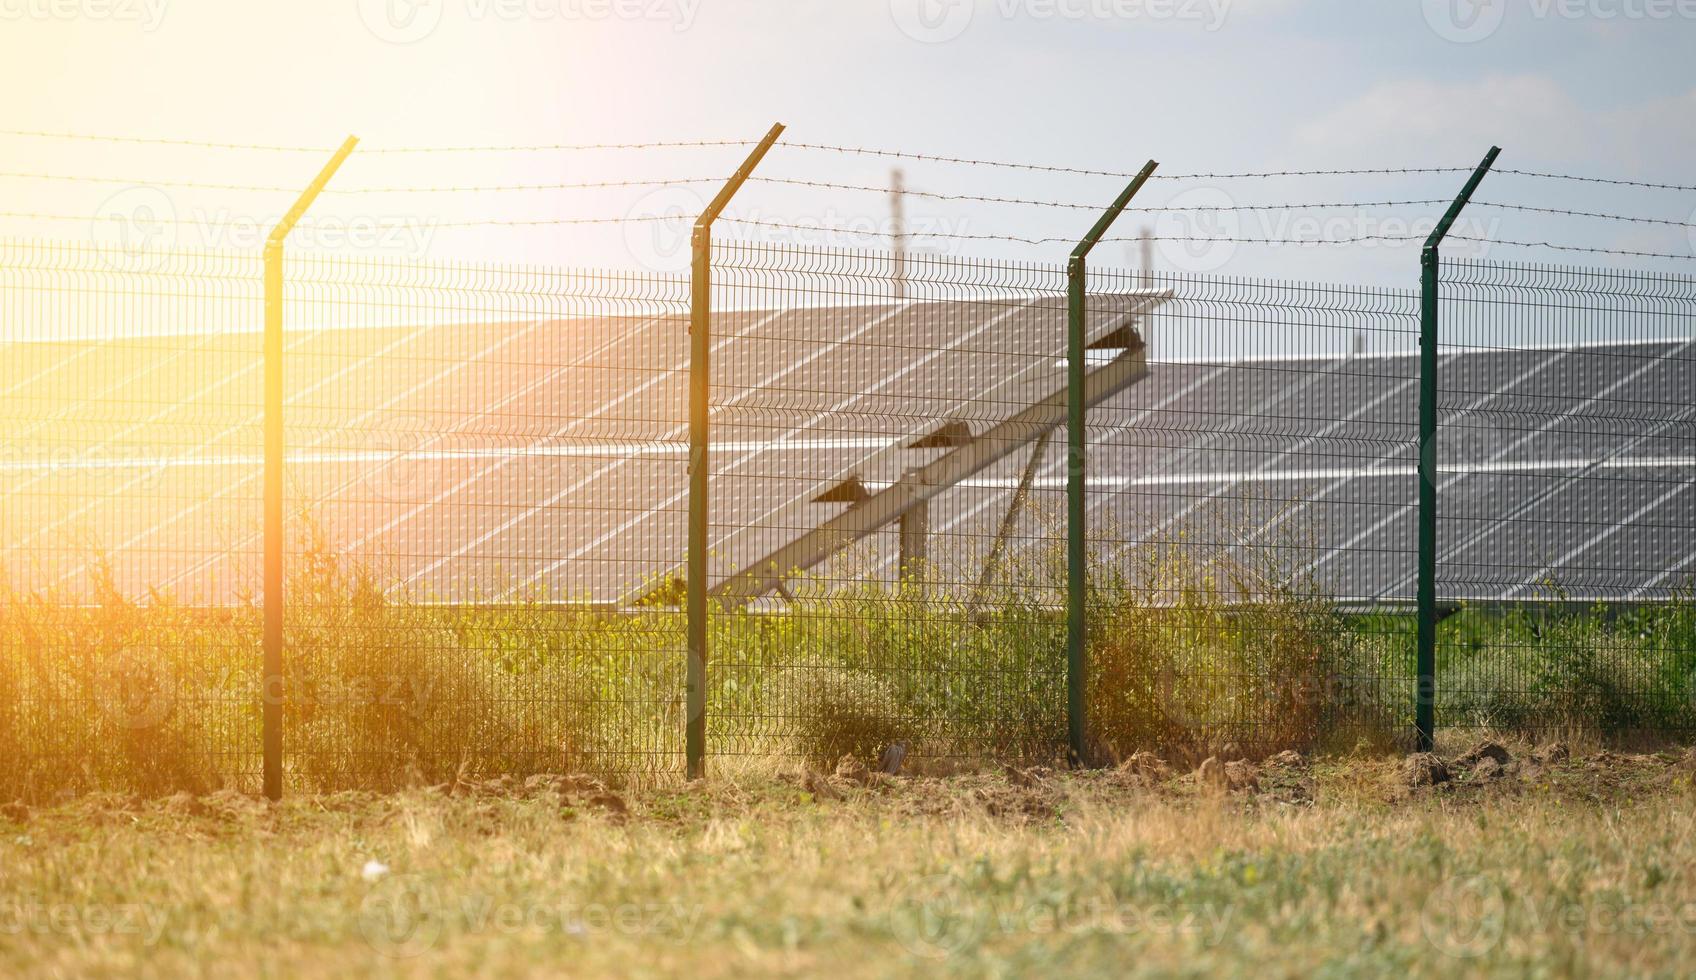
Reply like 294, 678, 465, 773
1139, 226, 1154, 354
890, 168, 907, 301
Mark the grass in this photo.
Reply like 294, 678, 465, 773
3, 752, 1696, 977
4, 514, 1695, 801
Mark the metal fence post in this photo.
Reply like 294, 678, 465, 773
1067, 160, 1158, 767
1417, 145, 1500, 753
262, 136, 358, 801
688, 123, 785, 780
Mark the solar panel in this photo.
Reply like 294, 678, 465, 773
3, 263, 1692, 610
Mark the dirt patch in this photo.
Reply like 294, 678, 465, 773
888, 769, 1070, 822
1196, 757, 1259, 794
1401, 753, 1450, 789
1259, 751, 1315, 805
1113, 751, 1173, 787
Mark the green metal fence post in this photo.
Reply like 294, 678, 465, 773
688, 123, 785, 781
1417, 145, 1500, 753
1067, 160, 1158, 767
262, 136, 358, 802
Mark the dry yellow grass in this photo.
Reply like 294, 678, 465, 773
4, 749, 1696, 978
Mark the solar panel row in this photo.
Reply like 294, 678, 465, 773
3, 295, 1691, 607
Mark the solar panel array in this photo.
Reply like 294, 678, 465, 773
3, 254, 1691, 611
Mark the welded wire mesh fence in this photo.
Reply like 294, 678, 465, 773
2, 231, 1695, 799
704, 241, 1073, 768
277, 255, 691, 787
1434, 260, 1696, 735
0, 240, 265, 797
1083, 268, 1421, 759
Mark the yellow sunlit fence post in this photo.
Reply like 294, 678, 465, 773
263, 136, 358, 801
688, 123, 785, 780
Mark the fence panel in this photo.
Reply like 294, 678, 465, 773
703, 241, 1072, 770
1436, 259, 1696, 736
1084, 267, 1422, 760
0, 241, 265, 797
273, 256, 691, 787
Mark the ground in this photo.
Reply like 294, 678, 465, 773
4, 743, 1696, 978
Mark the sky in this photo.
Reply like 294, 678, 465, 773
1, 0, 1694, 284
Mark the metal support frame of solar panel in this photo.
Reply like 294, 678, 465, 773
635, 287, 1173, 609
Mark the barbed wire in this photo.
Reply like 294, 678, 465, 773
1494, 169, 1696, 193
0, 129, 332, 153
358, 139, 755, 154
1474, 201, 1696, 229
0, 129, 756, 154
776, 142, 1473, 180
331, 178, 719, 194
1450, 236, 1696, 261
0, 210, 677, 229
752, 177, 1449, 212
717, 217, 1424, 247
0, 171, 729, 194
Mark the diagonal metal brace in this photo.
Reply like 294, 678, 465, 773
710, 345, 1152, 607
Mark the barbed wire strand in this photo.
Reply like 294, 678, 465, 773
0, 171, 726, 194
752, 176, 1450, 212
1474, 201, 1696, 229
1495, 169, 1696, 193
0, 211, 677, 228
0, 130, 756, 155
1449, 236, 1696, 261
717, 217, 1424, 247
775, 142, 1474, 180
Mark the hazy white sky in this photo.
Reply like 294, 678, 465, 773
1, 0, 1693, 283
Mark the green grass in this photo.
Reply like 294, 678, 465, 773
4, 524, 1695, 802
